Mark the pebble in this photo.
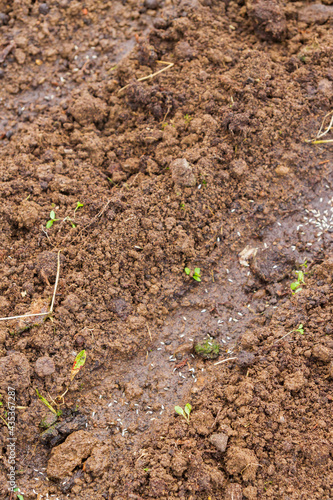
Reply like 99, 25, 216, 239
39, 3, 50, 15
209, 432, 229, 452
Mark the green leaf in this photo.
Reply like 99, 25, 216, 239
50, 210, 56, 220
174, 406, 186, 418
36, 388, 58, 415
184, 403, 192, 417
194, 268, 201, 276
290, 282, 300, 291
184, 268, 190, 275
71, 222, 76, 228
46, 220, 53, 229
193, 276, 201, 282
75, 202, 84, 214
71, 350, 87, 381
17, 495, 24, 500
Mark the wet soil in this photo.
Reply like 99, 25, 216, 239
0, 0, 333, 499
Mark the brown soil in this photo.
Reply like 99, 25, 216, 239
0, 0, 333, 499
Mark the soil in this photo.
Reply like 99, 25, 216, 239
0, 0, 333, 499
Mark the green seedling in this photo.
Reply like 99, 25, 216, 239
174, 403, 192, 423
36, 389, 61, 417
180, 202, 185, 209
290, 261, 307, 294
184, 114, 192, 125
144, 468, 149, 472
46, 202, 84, 229
46, 209, 59, 229
195, 337, 220, 359
275, 324, 304, 343
184, 267, 201, 282
74, 201, 84, 215
13, 488, 24, 500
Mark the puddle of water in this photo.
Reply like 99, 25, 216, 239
83, 168, 333, 443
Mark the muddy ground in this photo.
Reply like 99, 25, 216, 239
0, 0, 333, 498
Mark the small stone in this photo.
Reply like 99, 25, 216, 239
284, 371, 306, 392
39, 3, 50, 15
170, 158, 196, 187
312, 344, 333, 363
275, 165, 290, 177
224, 483, 243, 500
144, 0, 160, 9
230, 159, 248, 179
209, 432, 229, 452
0, 13, 9, 25
35, 356, 55, 377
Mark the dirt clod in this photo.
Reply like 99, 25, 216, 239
47, 430, 98, 480
225, 446, 258, 481
170, 158, 196, 187
35, 356, 55, 377
284, 371, 306, 392
312, 344, 333, 363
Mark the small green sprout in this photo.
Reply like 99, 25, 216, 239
184, 114, 192, 124
276, 324, 304, 343
184, 267, 201, 282
46, 202, 84, 230
180, 202, 185, 209
293, 324, 304, 335
46, 209, 60, 229
290, 261, 308, 294
74, 201, 84, 215
144, 467, 149, 472
13, 488, 24, 500
36, 389, 62, 417
174, 403, 192, 423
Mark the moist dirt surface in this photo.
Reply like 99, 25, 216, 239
0, 0, 333, 499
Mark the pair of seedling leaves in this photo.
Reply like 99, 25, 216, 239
184, 267, 201, 282
46, 201, 83, 229
36, 350, 86, 417
290, 260, 308, 294
175, 403, 192, 423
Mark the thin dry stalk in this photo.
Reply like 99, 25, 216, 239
146, 323, 152, 341
214, 357, 237, 366
118, 60, 174, 94
306, 110, 333, 144
0, 250, 61, 323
